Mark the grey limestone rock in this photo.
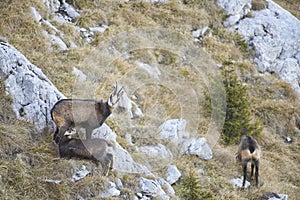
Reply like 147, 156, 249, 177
219, 0, 300, 96
180, 137, 213, 160
166, 165, 181, 185
0, 42, 65, 132
138, 177, 169, 200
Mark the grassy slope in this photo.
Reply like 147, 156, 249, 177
0, 0, 299, 199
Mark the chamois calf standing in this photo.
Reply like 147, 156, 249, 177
236, 136, 261, 188
51, 82, 123, 143
59, 131, 114, 176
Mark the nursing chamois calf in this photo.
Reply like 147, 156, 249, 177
59, 131, 114, 176
236, 136, 261, 188
51, 82, 123, 144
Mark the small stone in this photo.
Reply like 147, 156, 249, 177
99, 181, 121, 198
180, 137, 213, 160
158, 119, 189, 144
89, 26, 108, 34
71, 165, 90, 182
138, 177, 169, 199
230, 176, 250, 189
166, 165, 181, 185
30, 7, 42, 22
72, 67, 87, 82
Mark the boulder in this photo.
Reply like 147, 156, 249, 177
0, 42, 65, 132
99, 181, 121, 198
219, 0, 300, 96
43, 31, 68, 52
58, 1, 80, 23
158, 119, 189, 144
42, 0, 60, 13
92, 124, 153, 175
166, 165, 181, 185
71, 165, 90, 182
192, 26, 209, 39
115, 89, 144, 119
30, 7, 42, 22
217, 0, 251, 24
262, 193, 288, 200
157, 178, 175, 197
139, 143, 173, 161
138, 177, 169, 200
180, 137, 213, 160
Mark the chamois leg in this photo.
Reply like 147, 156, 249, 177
53, 128, 59, 142
108, 153, 114, 171
250, 162, 254, 180
242, 160, 248, 188
101, 160, 109, 176
54, 125, 70, 144
101, 154, 113, 176
254, 159, 260, 187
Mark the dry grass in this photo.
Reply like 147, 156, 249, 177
0, 0, 300, 199
274, 0, 300, 20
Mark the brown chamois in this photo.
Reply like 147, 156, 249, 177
51, 82, 123, 144
59, 131, 115, 176
236, 135, 261, 188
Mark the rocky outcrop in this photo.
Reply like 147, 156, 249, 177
139, 144, 173, 162
158, 119, 213, 160
165, 165, 181, 185
218, 0, 300, 96
158, 119, 189, 144
180, 137, 213, 160
92, 124, 153, 175
138, 177, 169, 200
70, 165, 90, 182
0, 42, 64, 132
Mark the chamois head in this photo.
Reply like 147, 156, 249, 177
108, 82, 124, 108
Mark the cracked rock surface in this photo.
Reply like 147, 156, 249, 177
0, 42, 65, 132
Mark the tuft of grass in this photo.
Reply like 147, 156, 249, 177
252, 0, 268, 11
177, 169, 216, 200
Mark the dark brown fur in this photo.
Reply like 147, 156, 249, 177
236, 136, 261, 188
51, 83, 123, 144
58, 135, 114, 176
51, 99, 112, 143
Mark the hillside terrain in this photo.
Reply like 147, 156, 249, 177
0, 0, 299, 199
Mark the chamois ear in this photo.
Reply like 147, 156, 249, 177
108, 82, 124, 108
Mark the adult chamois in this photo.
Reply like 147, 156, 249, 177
51, 82, 123, 143
236, 136, 261, 188
59, 131, 114, 176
